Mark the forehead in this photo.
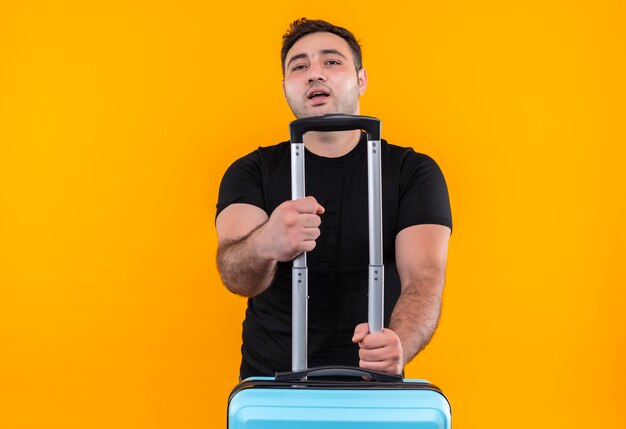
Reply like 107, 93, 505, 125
285, 32, 354, 62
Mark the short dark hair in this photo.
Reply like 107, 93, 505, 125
281, 18, 363, 75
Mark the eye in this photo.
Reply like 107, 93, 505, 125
325, 60, 341, 66
292, 64, 307, 71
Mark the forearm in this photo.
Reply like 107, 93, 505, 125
216, 224, 277, 297
389, 276, 444, 366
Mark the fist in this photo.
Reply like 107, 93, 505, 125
260, 196, 325, 262
352, 323, 403, 375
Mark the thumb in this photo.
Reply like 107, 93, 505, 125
305, 196, 325, 214
352, 323, 369, 344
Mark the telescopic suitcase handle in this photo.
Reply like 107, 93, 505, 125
289, 114, 384, 372
290, 114, 381, 143
275, 366, 402, 383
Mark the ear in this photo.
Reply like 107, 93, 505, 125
358, 68, 368, 96
282, 79, 286, 96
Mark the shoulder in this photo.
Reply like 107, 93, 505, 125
224, 141, 290, 174
256, 141, 290, 159
382, 140, 444, 174
254, 141, 291, 171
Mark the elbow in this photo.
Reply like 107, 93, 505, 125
216, 263, 248, 297
216, 248, 242, 296
405, 269, 446, 296
216, 263, 263, 298
215, 240, 273, 298
218, 272, 240, 295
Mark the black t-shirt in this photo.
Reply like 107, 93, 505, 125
216, 133, 452, 378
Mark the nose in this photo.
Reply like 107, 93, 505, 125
307, 62, 327, 83
308, 74, 326, 83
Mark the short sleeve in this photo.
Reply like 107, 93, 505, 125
396, 151, 452, 233
215, 150, 266, 220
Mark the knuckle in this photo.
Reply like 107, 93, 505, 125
359, 335, 367, 346
279, 201, 293, 214
301, 199, 314, 213
289, 237, 301, 250
282, 212, 295, 227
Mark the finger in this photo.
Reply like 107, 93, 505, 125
292, 199, 316, 214
359, 359, 396, 374
301, 240, 317, 252
304, 196, 325, 214
359, 345, 401, 363
360, 329, 399, 349
360, 333, 387, 349
301, 227, 321, 241
352, 323, 369, 343
288, 197, 315, 214
359, 346, 386, 362
300, 214, 322, 228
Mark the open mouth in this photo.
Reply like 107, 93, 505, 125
307, 89, 330, 102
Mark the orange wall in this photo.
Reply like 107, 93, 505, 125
1, 1, 625, 427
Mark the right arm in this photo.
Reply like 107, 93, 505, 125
216, 197, 325, 297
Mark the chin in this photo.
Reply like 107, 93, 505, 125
308, 106, 343, 118
296, 110, 333, 119
292, 102, 353, 119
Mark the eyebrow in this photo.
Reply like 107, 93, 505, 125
286, 49, 348, 69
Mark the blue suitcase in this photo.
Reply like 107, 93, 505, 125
228, 367, 451, 428
227, 116, 451, 428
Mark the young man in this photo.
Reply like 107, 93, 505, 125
216, 18, 452, 379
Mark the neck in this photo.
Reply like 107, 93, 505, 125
303, 129, 362, 158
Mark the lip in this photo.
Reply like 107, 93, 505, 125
309, 97, 328, 107
306, 86, 331, 100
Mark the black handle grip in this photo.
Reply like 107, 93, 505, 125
275, 365, 402, 383
289, 114, 381, 143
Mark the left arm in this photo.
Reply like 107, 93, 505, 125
390, 223, 450, 365
353, 223, 451, 374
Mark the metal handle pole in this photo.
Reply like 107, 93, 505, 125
288, 115, 384, 370
291, 141, 307, 371
367, 137, 384, 333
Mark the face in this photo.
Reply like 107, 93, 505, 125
283, 32, 367, 118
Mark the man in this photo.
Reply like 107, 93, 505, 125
216, 18, 452, 379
